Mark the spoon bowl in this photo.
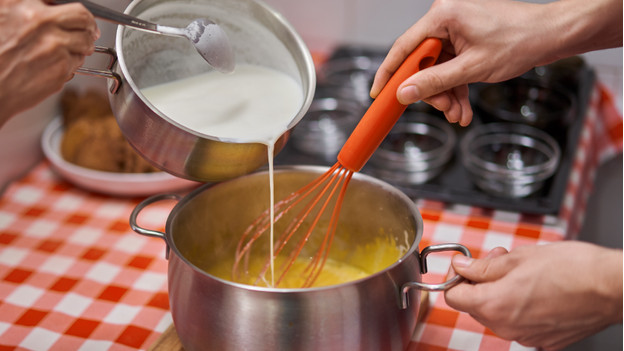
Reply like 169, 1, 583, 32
158, 18, 235, 73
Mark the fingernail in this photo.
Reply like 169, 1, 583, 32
446, 113, 459, 124
398, 85, 420, 104
369, 87, 378, 99
452, 255, 473, 268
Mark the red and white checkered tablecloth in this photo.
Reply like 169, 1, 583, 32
0, 83, 621, 351
0, 171, 176, 350
406, 204, 572, 351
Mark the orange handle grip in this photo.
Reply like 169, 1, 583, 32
337, 38, 442, 172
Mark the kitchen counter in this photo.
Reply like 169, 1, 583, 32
0, 83, 621, 350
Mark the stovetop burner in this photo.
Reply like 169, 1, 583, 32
275, 45, 595, 215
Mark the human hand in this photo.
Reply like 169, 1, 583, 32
370, 0, 623, 126
0, 0, 99, 126
445, 242, 623, 350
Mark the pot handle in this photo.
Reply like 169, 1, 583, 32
400, 243, 472, 309
129, 193, 181, 259
75, 46, 122, 94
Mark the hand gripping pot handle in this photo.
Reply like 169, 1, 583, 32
129, 194, 182, 259
401, 243, 472, 309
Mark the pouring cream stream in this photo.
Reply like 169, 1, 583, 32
141, 64, 304, 286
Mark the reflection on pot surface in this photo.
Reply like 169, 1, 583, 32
460, 123, 561, 198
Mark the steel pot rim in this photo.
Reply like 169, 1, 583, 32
162, 165, 424, 293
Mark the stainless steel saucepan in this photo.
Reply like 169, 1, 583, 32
130, 166, 471, 351
79, 0, 315, 182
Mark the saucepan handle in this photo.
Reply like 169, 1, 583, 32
75, 46, 122, 94
129, 193, 181, 259
52, 1, 122, 93
400, 243, 472, 309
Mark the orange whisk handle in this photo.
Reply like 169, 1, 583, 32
337, 38, 442, 172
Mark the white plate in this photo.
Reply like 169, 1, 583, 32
41, 117, 199, 196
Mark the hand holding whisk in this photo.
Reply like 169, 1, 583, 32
233, 38, 443, 288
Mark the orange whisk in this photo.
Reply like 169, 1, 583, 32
233, 38, 442, 288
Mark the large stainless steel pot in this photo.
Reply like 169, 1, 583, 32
130, 166, 470, 351
81, 0, 315, 182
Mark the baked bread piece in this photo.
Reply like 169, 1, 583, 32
60, 89, 112, 126
60, 89, 159, 173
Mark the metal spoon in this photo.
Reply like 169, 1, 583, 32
55, 0, 235, 73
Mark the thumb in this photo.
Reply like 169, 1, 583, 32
451, 247, 509, 283
396, 57, 471, 105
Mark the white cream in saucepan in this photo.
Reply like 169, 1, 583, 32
141, 65, 303, 142
141, 64, 304, 286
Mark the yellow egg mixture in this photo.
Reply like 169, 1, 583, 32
205, 234, 409, 288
